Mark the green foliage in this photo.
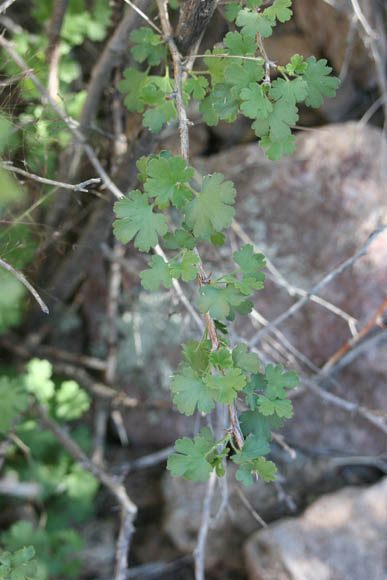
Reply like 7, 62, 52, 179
167, 427, 221, 482
0, 546, 37, 580
0, 377, 29, 434
130, 27, 167, 66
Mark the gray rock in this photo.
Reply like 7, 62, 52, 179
244, 477, 387, 580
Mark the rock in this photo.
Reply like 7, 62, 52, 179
244, 477, 387, 580
193, 122, 387, 456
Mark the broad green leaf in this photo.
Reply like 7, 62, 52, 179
171, 366, 214, 415
185, 76, 208, 99
170, 250, 199, 282
143, 100, 176, 132
224, 31, 257, 55
265, 363, 299, 398
163, 229, 196, 250
233, 244, 266, 279
257, 395, 294, 418
204, 48, 228, 85
182, 339, 210, 374
242, 372, 267, 409
25, 359, 55, 403
113, 190, 168, 252
232, 344, 260, 373
167, 427, 216, 482
209, 347, 233, 369
240, 83, 273, 119
196, 284, 246, 320
0, 273, 26, 333
303, 57, 340, 108
118, 67, 148, 112
204, 368, 246, 404
259, 134, 296, 160
252, 98, 298, 141
224, 60, 264, 94
144, 155, 194, 207
130, 27, 167, 66
270, 77, 308, 104
140, 255, 173, 291
211, 83, 240, 120
0, 377, 29, 434
225, 1, 242, 21
185, 173, 236, 241
240, 409, 273, 440
264, 0, 293, 22
199, 93, 219, 126
232, 434, 270, 461
55, 380, 90, 420
236, 9, 274, 38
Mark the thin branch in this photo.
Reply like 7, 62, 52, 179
0, 0, 16, 14
249, 225, 387, 346
1, 163, 101, 192
46, 0, 69, 99
0, 35, 125, 201
115, 446, 174, 476
236, 487, 267, 528
194, 469, 216, 580
122, 0, 162, 34
349, 0, 377, 38
0, 257, 49, 314
35, 403, 138, 576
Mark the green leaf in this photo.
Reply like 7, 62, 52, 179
259, 134, 296, 160
252, 98, 298, 141
55, 380, 90, 420
130, 27, 167, 66
240, 83, 273, 119
204, 48, 228, 85
257, 395, 294, 418
167, 427, 216, 482
303, 57, 340, 108
211, 83, 240, 120
185, 76, 209, 99
232, 344, 260, 373
264, 0, 293, 23
199, 93, 219, 126
143, 100, 176, 132
270, 77, 308, 104
144, 155, 194, 207
265, 363, 299, 398
240, 409, 273, 440
225, 1, 242, 21
211, 232, 226, 246
163, 229, 196, 250
204, 368, 246, 404
224, 60, 264, 94
113, 190, 168, 252
236, 9, 274, 38
171, 366, 214, 415
0, 546, 37, 580
233, 244, 266, 279
25, 359, 55, 403
224, 31, 257, 55
182, 339, 210, 374
285, 53, 308, 75
118, 67, 148, 112
232, 434, 270, 461
196, 284, 246, 320
233, 455, 277, 485
185, 173, 236, 241
0, 377, 29, 434
170, 250, 199, 282
209, 347, 233, 369
140, 255, 173, 291
224, 274, 264, 295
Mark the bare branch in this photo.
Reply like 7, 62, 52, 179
236, 487, 267, 528
1, 163, 101, 192
249, 225, 387, 346
0, 0, 16, 14
0, 257, 49, 314
46, 0, 69, 99
194, 469, 216, 580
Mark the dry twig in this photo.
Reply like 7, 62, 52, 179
0, 257, 49, 314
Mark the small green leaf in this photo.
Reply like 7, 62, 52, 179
118, 67, 148, 112
232, 434, 270, 461
224, 60, 264, 94
199, 93, 219, 126
233, 244, 266, 279
144, 155, 194, 207
240, 83, 273, 119
55, 380, 90, 420
209, 347, 233, 369
170, 250, 199, 282
303, 57, 340, 108
265, 363, 299, 398
113, 190, 168, 252
270, 77, 308, 104
259, 134, 296, 160
211, 83, 240, 120
264, 0, 293, 23
164, 229, 196, 250
130, 27, 167, 66
140, 255, 173, 291
182, 339, 210, 374
225, 0, 242, 21
204, 48, 228, 85
257, 395, 294, 418
185, 76, 209, 99
204, 368, 246, 404
25, 358, 55, 403
224, 31, 257, 55
236, 9, 274, 38
233, 455, 277, 485
185, 173, 236, 241
285, 53, 308, 75
197, 284, 246, 320
232, 344, 260, 373
143, 100, 176, 132
167, 427, 216, 482
171, 367, 214, 415
240, 409, 274, 440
